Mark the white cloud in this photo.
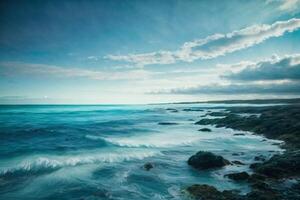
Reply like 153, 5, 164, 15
0, 62, 152, 80
105, 18, 300, 67
267, 0, 300, 12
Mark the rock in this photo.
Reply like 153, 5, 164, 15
251, 151, 300, 178
198, 128, 212, 132
254, 155, 266, 162
183, 108, 204, 112
232, 152, 244, 156
186, 184, 241, 200
158, 122, 178, 125
248, 173, 267, 182
188, 151, 230, 170
233, 133, 245, 136
143, 162, 154, 171
225, 172, 250, 181
231, 160, 245, 165
166, 108, 178, 113
249, 163, 261, 169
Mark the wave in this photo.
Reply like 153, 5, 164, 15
0, 149, 160, 176
98, 132, 204, 148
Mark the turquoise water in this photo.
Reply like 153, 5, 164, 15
0, 104, 282, 199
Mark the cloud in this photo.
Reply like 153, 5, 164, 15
105, 18, 300, 67
224, 54, 300, 81
87, 56, 99, 61
163, 81, 300, 95
267, 0, 300, 12
154, 54, 300, 96
0, 62, 152, 80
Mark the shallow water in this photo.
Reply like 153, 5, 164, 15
0, 104, 283, 199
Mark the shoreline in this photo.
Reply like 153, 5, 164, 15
184, 104, 300, 199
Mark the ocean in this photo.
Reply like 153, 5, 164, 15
0, 104, 282, 199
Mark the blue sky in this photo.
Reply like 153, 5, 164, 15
0, 0, 300, 104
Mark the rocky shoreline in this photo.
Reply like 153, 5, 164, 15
185, 104, 300, 199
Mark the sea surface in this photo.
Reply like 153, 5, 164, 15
0, 104, 283, 200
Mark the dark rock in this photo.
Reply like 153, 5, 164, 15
250, 163, 261, 169
225, 172, 250, 181
233, 133, 245, 136
143, 162, 154, 171
254, 155, 266, 162
166, 108, 178, 112
183, 108, 204, 112
207, 112, 227, 117
248, 173, 267, 182
232, 152, 244, 156
231, 160, 245, 165
198, 128, 212, 132
188, 151, 230, 170
252, 151, 300, 178
251, 181, 270, 191
158, 122, 178, 125
186, 184, 241, 200
246, 189, 281, 200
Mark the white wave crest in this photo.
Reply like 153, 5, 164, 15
101, 132, 204, 148
0, 149, 160, 175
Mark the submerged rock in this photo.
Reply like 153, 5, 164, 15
254, 155, 266, 162
158, 122, 178, 125
143, 162, 154, 171
183, 108, 204, 112
198, 128, 212, 132
188, 151, 230, 170
225, 172, 250, 181
233, 133, 245, 136
231, 160, 245, 165
166, 108, 178, 113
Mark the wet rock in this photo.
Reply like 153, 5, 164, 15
198, 128, 212, 132
231, 160, 245, 165
207, 112, 227, 117
248, 173, 267, 182
143, 162, 154, 171
183, 108, 204, 112
232, 152, 245, 156
254, 155, 266, 162
251, 151, 300, 178
188, 151, 230, 170
166, 108, 179, 113
225, 172, 250, 181
233, 133, 245, 136
246, 189, 281, 200
158, 122, 178, 125
186, 184, 241, 200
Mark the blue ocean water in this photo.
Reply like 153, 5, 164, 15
0, 104, 283, 200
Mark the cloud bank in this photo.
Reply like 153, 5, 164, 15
224, 54, 300, 81
168, 82, 300, 95
106, 18, 300, 67
159, 54, 300, 95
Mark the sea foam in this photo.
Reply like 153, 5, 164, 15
0, 149, 160, 176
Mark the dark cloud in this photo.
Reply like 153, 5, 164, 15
224, 54, 300, 81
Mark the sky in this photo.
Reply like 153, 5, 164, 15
0, 0, 300, 104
